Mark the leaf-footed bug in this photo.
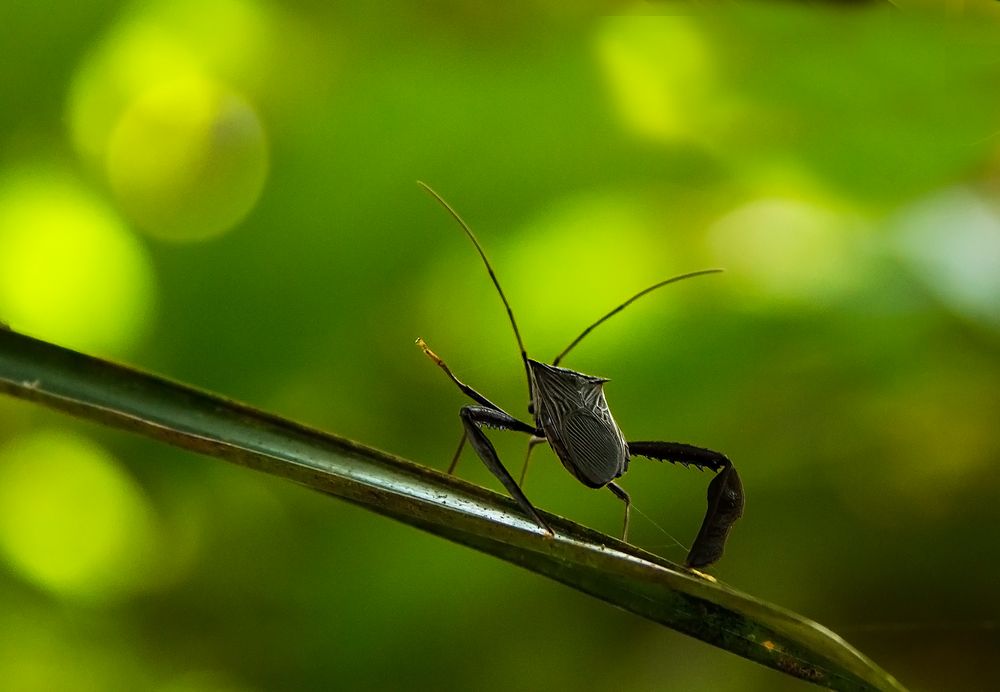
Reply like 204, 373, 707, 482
415, 183, 743, 568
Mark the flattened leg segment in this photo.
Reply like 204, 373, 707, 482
691, 464, 743, 568
627, 441, 744, 568
460, 406, 553, 535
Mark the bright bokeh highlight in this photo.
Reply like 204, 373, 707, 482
595, 14, 719, 143
68, 0, 271, 241
512, 193, 661, 336
892, 187, 1000, 329
0, 430, 158, 602
107, 76, 268, 241
707, 197, 863, 306
69, 0, 271, 164
0, 170, 154, 354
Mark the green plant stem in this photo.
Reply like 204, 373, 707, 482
0, 329, 905, 691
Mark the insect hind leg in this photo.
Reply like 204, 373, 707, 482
627, 441, 744, 568
460, 405, 553, 536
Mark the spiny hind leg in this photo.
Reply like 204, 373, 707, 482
627, 441, 743, 568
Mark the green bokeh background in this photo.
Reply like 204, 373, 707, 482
1, 2, 999, 690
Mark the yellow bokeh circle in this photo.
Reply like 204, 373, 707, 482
67, 0, 273, 167
107, 77, 268, 241
0, 430, 159, 602
707, 197, 862, 305
0, 169, 154, 354
595, 14, 719, 144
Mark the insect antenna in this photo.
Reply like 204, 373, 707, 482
418, 181, 532, 392
552, 268, 723, 367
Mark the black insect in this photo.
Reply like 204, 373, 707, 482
416, 183, 743, 568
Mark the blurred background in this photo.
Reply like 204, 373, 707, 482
1, 1, 999, 690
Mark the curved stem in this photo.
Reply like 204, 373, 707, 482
0, 329, 904, 692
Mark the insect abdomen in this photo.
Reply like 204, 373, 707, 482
555, 408, 628, 487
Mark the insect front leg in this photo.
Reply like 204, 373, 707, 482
417, 338, 504, 411
627, 441, 744, 568
460, 405, 553, 536
417, 338, 503, 475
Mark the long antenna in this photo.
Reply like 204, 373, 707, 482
552, 269, 723, 367
418, 181, 532, 390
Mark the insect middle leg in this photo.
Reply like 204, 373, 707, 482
627, 441, 744, 568
446, 432, 467, 474
518, 435, 546, 486
607, 482, 631, 542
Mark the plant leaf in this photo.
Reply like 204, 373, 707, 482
0, 329, 905, 691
